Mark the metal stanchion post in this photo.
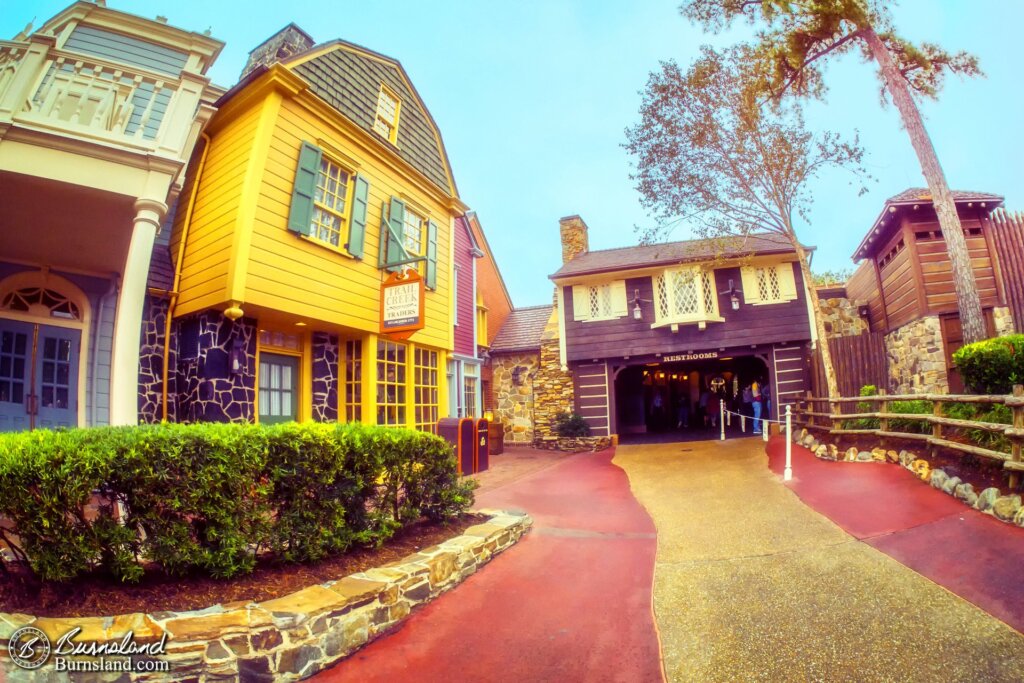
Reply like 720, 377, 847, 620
720, 400, 725, 441
762, 421, 769, 442
784, 405, 793, 481
741, 414, 745, 433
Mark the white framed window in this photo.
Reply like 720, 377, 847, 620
373, 85, 400, 143
653, 267, 719, 325
571, 281, 627, 321
741, 263, 798, 305
311, 156, 352, 248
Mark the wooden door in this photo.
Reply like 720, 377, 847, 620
940, 310, 995, 394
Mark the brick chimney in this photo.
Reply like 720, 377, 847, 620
240, 24, 315, 80
559, 215, 589, 265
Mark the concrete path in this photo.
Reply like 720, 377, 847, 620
615, 438, 1024, 682
316, 448, 664, 682
766, 435, 1024, 635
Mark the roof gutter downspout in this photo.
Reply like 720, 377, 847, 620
161, 133, 211, 421
92, 277, 118, 426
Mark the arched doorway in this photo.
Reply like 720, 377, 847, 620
0, 272, 90, 431
614, 353, 770, 443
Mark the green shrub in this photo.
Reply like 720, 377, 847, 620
555, 412, 592, 437
953, 334, 1024, 394
0, 422, 473, 583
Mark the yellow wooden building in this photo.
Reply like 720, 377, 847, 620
153, 25, 467, 428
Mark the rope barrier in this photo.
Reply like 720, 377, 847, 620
718, 402, 794, 481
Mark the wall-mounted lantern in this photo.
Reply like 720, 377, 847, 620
632, 288, 652, 321
511, 366, 526, 386
857, 304, 870, 318
230, 339, 247, 376
720, 279, 741, 311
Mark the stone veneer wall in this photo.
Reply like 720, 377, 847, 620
993, 306, 1016, 337
490, 352, 539, 444
138, 295, 177, 423
176, 312, 257, 423
531, 309, 575, 442
312, 332, 339, 422
0, 511, 531, 682
818, 297, 869, 339
885, 316, 948, 394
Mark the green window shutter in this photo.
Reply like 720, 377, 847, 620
287, 142, 322, 236
382, 197, 407, 272
426, 219, 439, 290
346, 173, 369, 258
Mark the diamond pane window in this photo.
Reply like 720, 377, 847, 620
588, 284, 613, 318
757, 266, 781, 302
653, 267, 719, 325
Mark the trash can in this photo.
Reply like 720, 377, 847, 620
436, 417, 477, 475
475, 418, 490, 473
488, 420, 504, 455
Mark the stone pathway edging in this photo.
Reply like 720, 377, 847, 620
0, 511, 532, 682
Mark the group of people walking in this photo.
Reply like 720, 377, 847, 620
651, 377, 771, 436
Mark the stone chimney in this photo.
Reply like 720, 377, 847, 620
559, 215, 589, 265
240, 24, 315, 80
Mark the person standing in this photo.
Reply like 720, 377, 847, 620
699, 387, 711, 428
741, 383, 754, 424
751, 379, 763, 435
708, 389, 721, 429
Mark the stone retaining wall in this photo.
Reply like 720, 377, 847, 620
885, 316, 948, 394
532, 436, 613, 453
0, 511, 532, 682
818, 296, 869, 339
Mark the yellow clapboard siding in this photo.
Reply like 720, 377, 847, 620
238, 95, 452, 345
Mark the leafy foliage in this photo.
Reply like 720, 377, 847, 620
680, 0, 982, 104
811, 268, 854, 287
625, 47, 867, 245
555, 412, 592, 438
952, 334, 1024, 395
0, 422, 474, 583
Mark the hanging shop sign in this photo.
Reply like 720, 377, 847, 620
380, 269, 425, 339
662, 351, 719, 362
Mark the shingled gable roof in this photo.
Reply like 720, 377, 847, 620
490, 305, 553, 353
284, 39, 458, 198
550, 233, 798, 280
853, 187, 1005, 261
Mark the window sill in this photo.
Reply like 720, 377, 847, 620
650, 316, 724, 329
750, 299, 797, 306
300, 234, 358, 259
580, 315, 623, 323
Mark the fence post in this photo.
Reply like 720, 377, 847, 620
932, 398, 943, 458
720, 399, 725, 441
1011, 385, 1024, 489
878, 389, 888, 434
785, 405, 793, 481
806, 390, 814, 431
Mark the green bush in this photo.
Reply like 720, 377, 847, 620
953, 334, 1024, 394
849, 385, 929, 433
0, 422, 474, 583
555, 412, 592, 437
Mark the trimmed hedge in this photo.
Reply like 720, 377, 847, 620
0, 422, 474, 582
555, 412, 592, 437
953, 334, 1024, 395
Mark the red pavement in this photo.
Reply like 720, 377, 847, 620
315, 448, 664, 683
766, 436, 1024, 634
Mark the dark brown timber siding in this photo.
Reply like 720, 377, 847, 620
573, 362, 610, 436
563, 264, 812, 363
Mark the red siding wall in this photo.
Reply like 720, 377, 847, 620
453, 216, 476, 357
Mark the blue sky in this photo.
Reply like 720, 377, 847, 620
7, 1, 1022, 306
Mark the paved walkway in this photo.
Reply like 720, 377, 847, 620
615, 438, 1024, 682
316, 448, 664, 682
766, 435, 1024, 634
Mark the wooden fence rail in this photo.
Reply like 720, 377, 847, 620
792, 385, 1024, 487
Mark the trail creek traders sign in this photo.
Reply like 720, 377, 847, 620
380, 269, 425, 339
662, 351, 719, 362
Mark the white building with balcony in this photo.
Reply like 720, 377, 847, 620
0, 1, 223, 430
